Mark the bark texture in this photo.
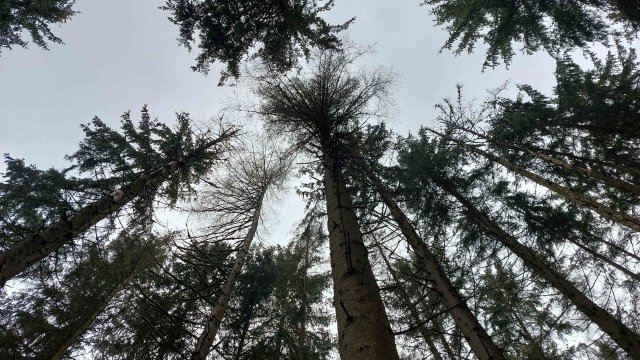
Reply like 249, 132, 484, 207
323, 154, 400, 360
364, 166, 505, 360
190, 195, 263, 360
437, 179, 640, 359
0, 131, 236, 286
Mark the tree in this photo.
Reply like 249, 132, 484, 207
0, 231, 165, 359
162, 0, 353, 84
422, 0, 640, 67
0, 0, 76, 53
190, 141, 290, 359
0, 108, 237, 285
256, 49, 400, 360
396, 131, 640, 358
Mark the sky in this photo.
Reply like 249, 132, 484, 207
0, 0, 558, 244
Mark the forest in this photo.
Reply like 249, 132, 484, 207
0, 0, 639, 359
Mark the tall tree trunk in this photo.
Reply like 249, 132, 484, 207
363, 164, 506, 360
297, 229, 310, 360
191, 192, 264, 360
568, 237, 640, 282
322, 152, 400, 360
435, 178, 640, 359
48, 244, 157, 360
376, 244, 445, 360
434, 131, 640, 232
0, 130, 236, 286
457, 127, 640, 196
274, 311, 286, 358
234, 308, 253, 360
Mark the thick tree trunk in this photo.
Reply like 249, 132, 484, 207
0, 130, 236, 286
459, 128, 640, 196
190, 194, 264, 360
322, 152, 400, 360
363, 165, 505, 360
376, 244, 444, 360
436, 179, 640, 359
443, 134, 640, 232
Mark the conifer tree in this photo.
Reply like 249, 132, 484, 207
0, 108, 237, 285
256, 49, 400, 360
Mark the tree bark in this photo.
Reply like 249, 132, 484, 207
322, 152, 400, 360
376, 244, 445, 360
363, 165, 505, 360
434, 130, 640, 232
0, 130, 236, 286
436, 178, 640, 359
190, 193, 264, 360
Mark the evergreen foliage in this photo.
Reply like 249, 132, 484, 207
0, 0, 76, 53
162, 0, 353, 83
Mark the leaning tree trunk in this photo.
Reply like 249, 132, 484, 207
568, 237, 640, 282
431, 129, 640, 232
322, 151, 400, 360
376, 244, 445, 360
0, 130, 236, 286
48, 254, 150, 359
458, 127, 640, 196
190, 192, 264, 360
435, 178, 640, 359
362, 164, 506, 360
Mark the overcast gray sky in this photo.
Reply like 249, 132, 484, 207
0, 0, 558, 243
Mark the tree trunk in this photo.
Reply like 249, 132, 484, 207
363, 165, 506, 360
438, 132, 640, 232
376, 244, 444, 360
190, 193, 264, 360
0, 130, 236, 286
297, 230, 310, 360
436, 178, 640, 359
458, 127, 640, 196
568, 237, 640, 282
322, 152, 400, 360
234, 308, 253, 360
48, 244, 156, 360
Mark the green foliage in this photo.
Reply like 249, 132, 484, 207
0, 0, 76, 52
0, 232, 165, 359
162, 0, 353, 83
422, 0, 638, 67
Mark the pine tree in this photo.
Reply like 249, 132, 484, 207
0, 108, 237, 285
256, 49, 400, 360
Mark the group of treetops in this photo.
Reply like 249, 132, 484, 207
0, 0, 639, 359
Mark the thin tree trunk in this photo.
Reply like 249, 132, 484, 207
457, 127, 640, 196
297, 229, 310, 360
376, 244, 444, 360
0, 130, 236, 286
436, 329, 456, 360
363, 164, 506, 360
568, 237, 640, 282
322, 152, 400, 360
190, 193, 264, 360
48, 244, 157, 360
234, 308, 253, 360
436, 178, 640, 359
432, 130, 640, 232
274, 312, 286, 358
